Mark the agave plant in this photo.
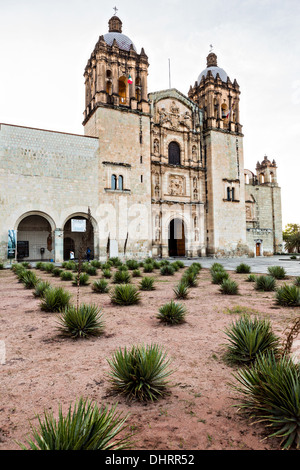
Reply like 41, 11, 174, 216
132, 269, 141, 278
60, 270, 74, 281
189, 262, 202, 272
211, 270, 229, 285
181, 271, 198, 287
102, 262, 113, 270
33, 281, 51, 298
254, 275, 276, 292
35, 262, 45, 270
126, 259, 139, 270
268, 266, 287, 280
276, 284, 300, 307
246, 274, 257, 282
20, 270, 40, 289
43, 262, 55, 273
92, 279, 109, 294
84, 265, 98, 276
52, 267, 62, 277
174, 260, 185, 269
152, 261, 161, 269
19, 398, 131, 450
143, 263, 154, 273
73, 273, 90, 286
160, 265, 175, 276
110, 284, 141, 306
40, 286, 71, 312
139, 276, 155, 291
118, 264, 129, 272
21, 261, 32, 269
113, 270, 131, 284
224, 315, 280, 364
220, 279, 239, 295
157, 300, 187, 325
91, 260, 101, 269
294, 276, 300, 287
173, 280, 189, 299
0, 263, 3, 270
62, 260, 76, 271
210, 262, 224, 273
57, 304, 105, 339
236, 263, 251, 274
102, 269, 112, 279
107, 344, 173, 401
232, 351, 300, 450
109, 257, 122, 267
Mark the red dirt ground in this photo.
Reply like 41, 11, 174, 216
0, 264, 299, 451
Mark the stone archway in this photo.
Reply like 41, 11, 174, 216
16, 213, 55, 261
63, 214, 95, 261
168, 218, 186, 257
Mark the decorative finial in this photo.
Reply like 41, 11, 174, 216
113, 6, 118, 16
209, 44, 213, 53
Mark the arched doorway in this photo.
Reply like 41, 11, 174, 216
16, 214, 54, 261
63, 215, 94, 261
168, 219, 186, 257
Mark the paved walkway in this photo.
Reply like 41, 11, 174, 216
3, 255, 300, 277
171, 255, 300, 277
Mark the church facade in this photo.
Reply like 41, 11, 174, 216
0, 15, 283, 263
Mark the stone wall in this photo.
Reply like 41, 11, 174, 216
245, 183, 283, 255
0, 123, 99, 261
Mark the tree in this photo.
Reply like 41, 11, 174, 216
283, 223, 300, 253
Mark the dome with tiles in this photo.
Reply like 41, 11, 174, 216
197, 52, 228, 84
104, 16, 137, 52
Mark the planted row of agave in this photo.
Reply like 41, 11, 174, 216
10, 260, 300, 450
10, 259, 193, 449
210, 262, 300, 306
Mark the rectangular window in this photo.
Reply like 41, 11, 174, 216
141, 175, 143, 183
140, 156, 143, 164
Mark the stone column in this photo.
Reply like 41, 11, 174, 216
54, 229, 64, 263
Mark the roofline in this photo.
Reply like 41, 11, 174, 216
0, 122, 98, 139
148, 88, 201, 110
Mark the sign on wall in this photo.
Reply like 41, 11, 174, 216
8, 229, 17, 258
71, 219, 86, 233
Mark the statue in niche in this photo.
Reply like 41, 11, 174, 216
193, 189, 198, 200
194, 229, 199, 242
155, 228, 160, 242
153, 139, 160, 154
192, 146, 197, 160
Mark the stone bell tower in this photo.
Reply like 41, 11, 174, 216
189, 52, 248, 256
82, 14, 152, 259
83, 14, 150, 130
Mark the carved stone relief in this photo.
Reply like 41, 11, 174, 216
156, 101, 192, 131
169, 175, 185, 196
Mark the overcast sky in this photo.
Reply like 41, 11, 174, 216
0, 0, 299, 228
